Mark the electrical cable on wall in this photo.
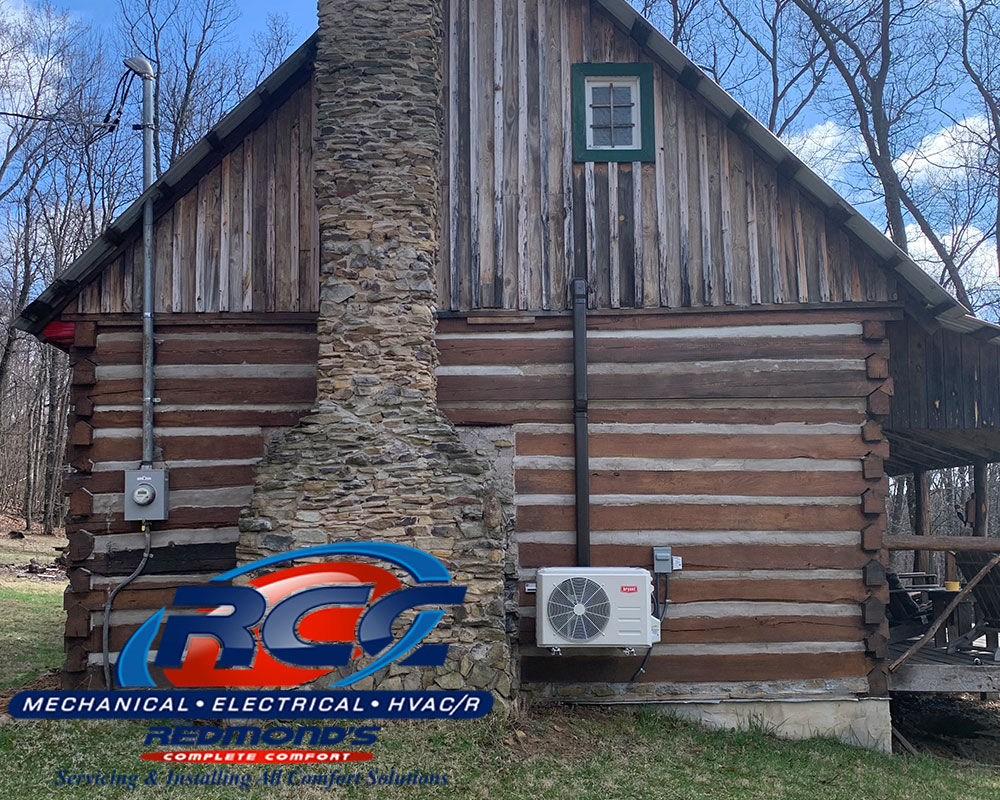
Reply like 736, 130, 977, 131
102, 521, 151, 689
629, 573, 670, 685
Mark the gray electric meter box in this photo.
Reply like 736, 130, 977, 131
125, 469, 169, 520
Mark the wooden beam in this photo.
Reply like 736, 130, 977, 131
862, 453, 884, 480
862, 320, 886, 341
890, 662, 1000, 693
862, 596, 885, 624
73, 395, 94, 418
867, 667, 889, 696
862, 488, 885, 515
69, 489, 93, 517
886, 430, 977, 469
947, 552, 958, 583
73, 321, 97, 349
974, 459, 989, 538
862, 420, 883, 443
865, 634, 889, 659
69, 421, 93, 447
867, 387, 891, 417
885, 534, 1000, 551
863, 559, 887, 587
72, 360, 96, 386
914, 470, 931, 573
889, 550, 1000, 672
892, 726, 919, 755
862, 522, 884, 552
866, 354, 889, 380
67, 530, 95, 561
914, 470, 930, 537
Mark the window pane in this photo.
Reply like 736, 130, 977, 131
612, 126, 633, 146
613, 106, 633, 125
592, 126, 612, 146
591, 85, 610, 105
592, 107, 611, 126
612, 85, 632, 105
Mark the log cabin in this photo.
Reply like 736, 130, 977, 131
15, 0, 1000, 751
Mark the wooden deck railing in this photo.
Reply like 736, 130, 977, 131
885, 535, 1000, 551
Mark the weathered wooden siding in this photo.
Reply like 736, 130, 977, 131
888, 318, 1000, 433
437, 308, 894, 689
439, 0, 898, 313
884, 317, 1000, 474
66, 3, 900, 320
61, 316, 318, 676
68, 80, 319, 317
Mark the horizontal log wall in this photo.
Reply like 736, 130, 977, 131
67, 80, 319, 317
62, 305, 894, 692
62, 314, 318, 686
439, 0, 898, 313
437, 308, 893, 691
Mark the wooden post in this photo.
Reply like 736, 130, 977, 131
914, 470, 931, 574
974, 459, 989, 538
946, 553, 958, 583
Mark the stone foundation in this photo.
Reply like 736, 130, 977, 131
237, 0, 516, 702
650, 698, 892, 752
523, 678, 892, 751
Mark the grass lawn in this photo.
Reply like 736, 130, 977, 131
0, 576, 64, 689
1, 710, 1000, 799
0, 530, 65, 565
2, 575, 1000, 799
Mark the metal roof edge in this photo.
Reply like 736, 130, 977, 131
15, 33, 318, 336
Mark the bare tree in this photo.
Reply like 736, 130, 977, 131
715, 0, 828, 135
119, 0, 293, 174
956, 0, 1000, 279
791, 0, 974, 308
639, 0, 743, 83
0, 1, 85, 204
0, 0, 296, 528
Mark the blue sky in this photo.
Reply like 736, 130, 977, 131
62, 0, 318, 51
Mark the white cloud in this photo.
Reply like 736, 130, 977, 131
894, 117, 991, 185
781, 121, 866, 184
906, 222, 999, 293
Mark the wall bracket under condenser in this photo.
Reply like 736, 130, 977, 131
535, 566, 661, 648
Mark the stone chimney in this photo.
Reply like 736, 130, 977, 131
238, 0, 515, 700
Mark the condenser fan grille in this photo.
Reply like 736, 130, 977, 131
547, 577, 611, 641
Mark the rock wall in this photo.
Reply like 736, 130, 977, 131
238, 0, 515, 702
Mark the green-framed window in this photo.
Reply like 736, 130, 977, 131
572, 62, 655, 163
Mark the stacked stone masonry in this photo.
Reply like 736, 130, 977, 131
238, 0, 517, 702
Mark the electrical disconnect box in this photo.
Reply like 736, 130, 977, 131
653, 546, 682, 573
124, 469, 169, 521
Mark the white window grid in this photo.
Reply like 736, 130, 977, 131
584, 76, 641, 151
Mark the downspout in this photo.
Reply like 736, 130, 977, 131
104, 57, 156, 689
571, 277, 591, 567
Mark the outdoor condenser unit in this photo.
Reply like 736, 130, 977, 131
536, 567, 661, 648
